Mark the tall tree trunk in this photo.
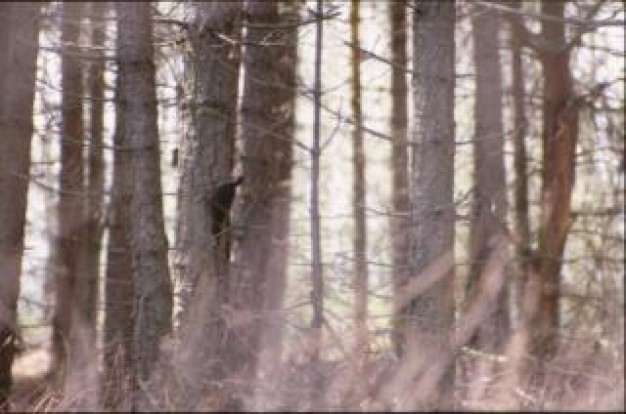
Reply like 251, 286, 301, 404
69, 3, 107, 405
350, 0, 368, 370
509, 0, 531, 338
389, 0, 410, 359
234, 1, 298, 409
116, 3, 173, 409
504, 0, 582, 362
535, 0, 578, 357
175, 1, 242, 410
465, 2, 509, 402
0, 3, 40, 408
83, 0, 106, 342
467, 1, 509, 352
102, 70, 133, 411
233, 0, 296, 393
53, 0, 87, 385
403, 1, 456, 409
310, 0, 325, 409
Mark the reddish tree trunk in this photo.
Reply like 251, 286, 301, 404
535, 0, 578, 356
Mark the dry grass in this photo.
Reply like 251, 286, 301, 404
7, 324, 623, 412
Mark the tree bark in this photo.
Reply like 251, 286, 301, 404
102, 67, 133, 411
389, 0, 410, 358
83, 0, 106, 342
505, 0, 581, 358
508, 0, 531, 337
535, 0, 578, 357
116, 3, 173, 409
464, 2, 509, 402
310, 0, 325, 408
467, 1, 509, 352
233, 0, 298, 409
350, 0, 369, 370
236, 1, 299, 410
0, 2, 40, 408
404, 1, 456, 409
175, 1, 242, 409
53, 1, 88, 386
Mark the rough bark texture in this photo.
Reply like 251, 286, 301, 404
175, 1, 242, 410
389, 0, 410, 358
231, 0, 297, 407
467, 1, 509, 352
0, 2, 40, 408
404, 1, 456, 409
116, 3, 173, 409
102, 71, 133, 411
53, 1, 87, 384
243, 1, 299, 409
350, 0, 369, 369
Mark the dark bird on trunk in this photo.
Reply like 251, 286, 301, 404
209, 175, 244, 252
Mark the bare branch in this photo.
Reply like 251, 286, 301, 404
476, 0, 624, 27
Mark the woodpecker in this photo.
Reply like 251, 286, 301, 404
209, 175, 244, 245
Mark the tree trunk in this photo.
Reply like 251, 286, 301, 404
233, 0, 298, 409
70, 3, 107, 405
465, 2, 509, 402
233, 0, 296, 398
503, 0, 581, 362
509, 0, 531, 314
535, 0, 577, 357
389, 0, 410, 358
404, 1, 456, 409
0, 2, 40, 408
116, 3, 173, 409
102, 69, 133, 411
467, 1, 509, 352
82, 0, 106, 342
310, 0, 325, 409
53, 0, 87, 386
175, 1, 242, 409
350, 0, 369, 371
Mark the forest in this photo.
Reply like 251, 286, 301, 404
0, 0, 623, 411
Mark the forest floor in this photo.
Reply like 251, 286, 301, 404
7, 333, 624, 411
10, 348, 52, 412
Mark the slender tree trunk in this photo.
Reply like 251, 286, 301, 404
53, 0, 87, 385
509, 0, 531, 332
467, 1, 509, 352
175, 2, 242, 410
70, 4, 107, 405
310, 0, 325, 409
533, 0, 578, 357
82, 0, 106, 341
465, 2, 509, 402
102, 71, 133, 411
404, 1, 456, 409
389, 0, 410, 358
116, 3, 173, 409
0, 3, 40, 408
350, 0, 369, 370
501, 4, 537, 400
